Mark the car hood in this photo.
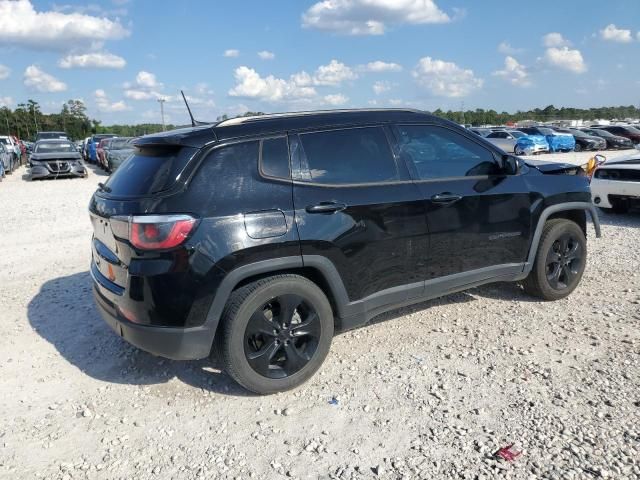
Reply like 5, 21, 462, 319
525, 159, 583, 174
600, 154, 640, 169
30, 152, 81, 161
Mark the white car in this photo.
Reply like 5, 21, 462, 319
591, 152, 640, 213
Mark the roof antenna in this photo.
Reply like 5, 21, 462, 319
181, 90, 199, 127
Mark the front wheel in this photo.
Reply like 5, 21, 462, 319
514, 145, 524, 156
217, 275, 334, 394
522, 219, 587, 301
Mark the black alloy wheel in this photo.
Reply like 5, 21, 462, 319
218, 274, 334, 394
545, 232, 583, 290
244, 294, 321, 379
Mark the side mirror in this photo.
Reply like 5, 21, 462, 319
502, 155, 520, 175
594, 154, 606, 164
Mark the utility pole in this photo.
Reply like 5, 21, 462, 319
32, 104, 38, 133
157, 98, 166, 131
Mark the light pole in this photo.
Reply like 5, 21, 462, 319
157, 98, 166, 131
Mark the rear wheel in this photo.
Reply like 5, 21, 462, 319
217, 275, 334, 394
514, 145, 524, 156
522, 219, 587, 301
574, 143, 582, 152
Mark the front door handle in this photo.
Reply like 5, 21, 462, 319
431, 193, 463, 205
306, 202, 347, 214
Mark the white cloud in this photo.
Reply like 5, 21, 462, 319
224, 49, 240, 58
413, 57, 482, 97
123, 71, 164, 100
94, 89, 129, 112
23, 65, 67, 92
372, 80, 391, 95
302, 0, 450, 35
258, 50, 275, 60
228, 66, 317, 102
135, 70, 161, 89
543, 47, 587, 74
497, 42, 523, 55
0, 96, 13, 108
600, 24, 633, 43
492, 56, 531, 87
58, 51, 126, 69
0, 0, 128, 51
324, 93, 349, 106
542, 32, 570, 48
0, 64, 10, 79
313, 59, 357, 85
360, 60, 402, 72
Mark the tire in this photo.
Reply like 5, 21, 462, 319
217, 274, 334, 394
522, 219, 587, 301
514, 145, 524, 156
574, 143, 582, 152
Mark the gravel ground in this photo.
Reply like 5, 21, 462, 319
0, 151, 639, 480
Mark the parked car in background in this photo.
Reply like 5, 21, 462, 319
593, 125, 640, 147
591, 152, 640, 213
0, 143, 11, 177
518, 126, 575, 152
88, 134, 117, 164
35, 131, 69, 142
580, 128, 634, 150
96, 138, 111, 169
102, 137, 135, 172
484, 129, 549, 155
554, 128, 606, 152
469, 127, 490, 137
28, 140, 87, 180
0, 136, 18, 173
88, 108, 600, 394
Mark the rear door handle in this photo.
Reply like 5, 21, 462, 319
306, 202, 347, 214
431, 193, 463, 205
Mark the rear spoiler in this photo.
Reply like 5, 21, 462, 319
133, 125, 217, 149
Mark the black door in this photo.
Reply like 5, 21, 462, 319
391, 124, 533, 281
290, 125, 428, 304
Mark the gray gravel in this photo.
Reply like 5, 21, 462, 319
0, 154, 639, 480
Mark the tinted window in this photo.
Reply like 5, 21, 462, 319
395, 125, 498, 179
188, 141, 259, 202
260, 137, 290, 179
487, 131, 509, 139
298, 127, 398, 184
104, 146, 196, 197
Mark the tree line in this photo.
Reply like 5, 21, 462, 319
2, 100, 639, 141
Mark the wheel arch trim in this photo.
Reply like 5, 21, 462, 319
524, 201, 601, 273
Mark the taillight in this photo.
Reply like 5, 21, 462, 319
111, 214, 197, 250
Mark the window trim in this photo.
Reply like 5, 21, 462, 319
390, 122, 501, 182
258, 135, 292, 181
292, 124, 407, 187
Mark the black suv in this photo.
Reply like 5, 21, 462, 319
89, 109, 601, 394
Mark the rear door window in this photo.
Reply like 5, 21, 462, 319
103, 145, 197, 197
260, 137, 290, 179
297, 126, 400, 184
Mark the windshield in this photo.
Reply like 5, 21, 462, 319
35, 142, 76, 153
109, 139, 133, 150
538, 127, 554, 135
38, 132, 68, 140
509, 131, 525, 138
570, 129, 587, 137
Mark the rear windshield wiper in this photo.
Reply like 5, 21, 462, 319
98, 182, 112, 193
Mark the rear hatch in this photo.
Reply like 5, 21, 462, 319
89, 144, 198, 292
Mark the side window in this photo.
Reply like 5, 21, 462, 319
298, 126, 400, 184
395, 125, 499, 180
189, 141, 259, 201
487, 132, 508, 139
260, 137, 290, 179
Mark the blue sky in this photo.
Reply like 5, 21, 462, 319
1, 0, 639, 125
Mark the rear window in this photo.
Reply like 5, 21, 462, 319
103, 146, 196, 197
35, 142, 75, 153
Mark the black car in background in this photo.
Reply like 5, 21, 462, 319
29, 140, 86, 180
580, 128, 634, 150
89, 109, 600, 394
557, 128, 606, 151
594, 125, 640, 146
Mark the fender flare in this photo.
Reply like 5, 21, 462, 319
523, 201, 601, 273
202, 255, 351, 333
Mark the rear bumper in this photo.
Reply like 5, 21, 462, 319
92, 282, 215, 361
